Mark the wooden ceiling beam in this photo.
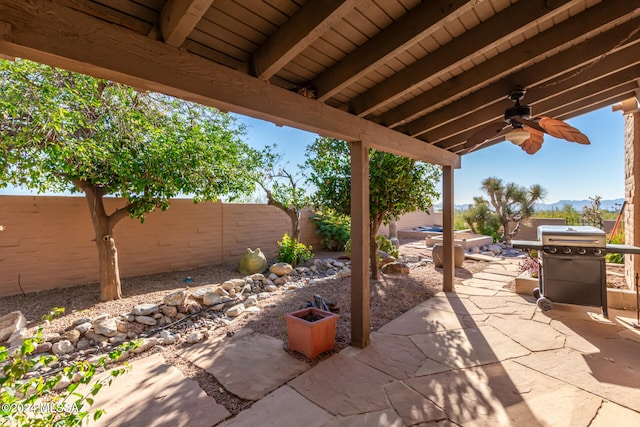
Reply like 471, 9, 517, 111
0, 0, 460, 167
159, 0, 215, 47
348, 0, 578, 117
312, 0, 474, 102
401, 20, 640, 142
377, 0, 639, 129
250, 0, 363, 80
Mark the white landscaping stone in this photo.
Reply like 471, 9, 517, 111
135, 315, 157, 326
226, 303, 245, 317
131, 337, 157, 354
93, 318, 118, 337
163, 290, 187, 306
270, 262, 294, 276
203, 292, 223, 306
132, 303, 159, 316
264, 284, 277, 292
186, 331, 204, 344
0, 311, 26, 343
244, 295, 258, 306
160, 305, 178, 318
52, 340, 74, 355
74, 322, 92, 334
336, 268, 352, 279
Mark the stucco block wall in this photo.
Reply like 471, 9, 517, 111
378, 209, 442, 236
0, 196, 321, 297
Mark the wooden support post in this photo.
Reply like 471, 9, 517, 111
350, 140, 370, 348
442, 165, 455, 292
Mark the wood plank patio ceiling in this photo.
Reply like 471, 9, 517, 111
1, 0, 639, 165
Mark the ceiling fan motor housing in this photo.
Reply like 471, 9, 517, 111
504, 104, 532, 122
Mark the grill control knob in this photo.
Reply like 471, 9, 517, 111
593, 248, 603, 256
562, 247, 572, 254
577, 248, 587, 255
547, 247, 557, 254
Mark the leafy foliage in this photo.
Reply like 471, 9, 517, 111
345, 234, 399, 264
0, 59, 263, 300
305, 137, 441, 278
461, 197, 501, 242
466, 177, 546, 243
606, 228, 625, 264
277, 233, 313, 267
309, 211, 351, 251
0, 308, 136, 426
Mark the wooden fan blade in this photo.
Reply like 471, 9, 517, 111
520, 128, 545, 154
537, 116, 591, 145
466, 120, 509, 148
514, 117, 545, 134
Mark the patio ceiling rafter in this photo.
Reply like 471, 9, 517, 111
0, 0, 460, 168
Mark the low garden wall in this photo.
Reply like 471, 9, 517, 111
0, 196, 322, 297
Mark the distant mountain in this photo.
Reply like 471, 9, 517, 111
533, 198, 625, 212
436, 198, 625, 212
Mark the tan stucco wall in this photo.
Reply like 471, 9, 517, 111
378, 209, 442, 236
0, 196, 321, 297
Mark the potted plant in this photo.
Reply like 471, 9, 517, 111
284, 307, 339, 358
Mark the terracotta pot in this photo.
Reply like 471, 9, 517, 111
284, 307, 339, 358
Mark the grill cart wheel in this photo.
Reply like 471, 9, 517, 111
533, 288, 541, 299
537, 297, 553, 311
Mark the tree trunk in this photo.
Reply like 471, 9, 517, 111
388, 219, 397, 239
80, 183, 123, 301
288, 209, 301, 242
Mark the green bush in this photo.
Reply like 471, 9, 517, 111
0, 308, 135, 426
277, 233, 313, 267
309, 211, 350, 251
606, 229, 625, 264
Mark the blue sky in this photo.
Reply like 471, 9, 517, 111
237, 105, 626, 205
2, 104, 625, 205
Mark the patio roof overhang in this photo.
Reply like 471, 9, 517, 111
1, 0, 639, 347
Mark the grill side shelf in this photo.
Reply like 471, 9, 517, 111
605, 244, 640, 255
512, 240, 543, 251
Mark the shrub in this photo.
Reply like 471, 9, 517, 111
309, 211, 350, 251
606, 228, 625, 264
277, 233, 313, 267
0, 308, 135, 426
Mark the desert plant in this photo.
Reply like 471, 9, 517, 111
277, 233, 313, 267
309, 211, 351, 251
345, 234, 399, 263
0, 308, 135, 426
606, 228, 625, 264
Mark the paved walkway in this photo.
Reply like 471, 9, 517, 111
90, 259, 640, 426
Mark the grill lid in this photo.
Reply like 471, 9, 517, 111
537, 225, 606, 247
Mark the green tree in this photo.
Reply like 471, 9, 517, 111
462, 196, 501, 242
477, 177, 547, 243
0, 59, 262, 301
305, 137, 441, 279
256, 148, 312, 242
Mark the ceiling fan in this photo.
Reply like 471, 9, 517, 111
466, 88, 591, 154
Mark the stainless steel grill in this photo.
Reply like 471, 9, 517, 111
513, 225, 640, 318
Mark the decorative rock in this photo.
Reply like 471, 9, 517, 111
116, 319, 129, 333
0, 311, 26, 343
76, 339, 91, 350
381, 262, 410, 275
92, 313, 110, 323
163, 290, 187, 306
245, 306, 261, 314
190, 287, 215, 302
7, 329, 27, 346
225, 303, 245, 317
135, 315, 157, 326
131, 337, 157, 354
53, 376, 71, 391
214, 287, 230, 297
109, 333, 128, 344
93, 318, 118, 337
152, 312, 164, 319
314, 259, 330, 272
34, 342, 53, 354
186, 331, 204, 344
185, 301, 202, 314
268, 273, 279, 281
264, 284, 277, 292
62, 330, 81, 346
336, 268, 352, 279
274, 277, 287, 286
73, 317, 92, 326
52, 340, 74, 355
161, 305, 178, 318
74, 322, 92, 334
238, 248, 267, 275
132, 303, 159, 316
203, 292, 222, 306
269, 262, 293, 276
250, 273, 265, 281
223, 279, 245, 290
163, 335, 177, 346
244, 295, 258, 307
85, 331, 109, 343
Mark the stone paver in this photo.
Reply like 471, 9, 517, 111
452, 284, 500, 296
377, 305, 465, 335
354, 332, 427, 379
180, 329, 309, 400
516, 342, 640, 412
217, 386, 333, 427
319, 409, 404, 427
406, 360, 602, 427
461, 278, 511, 292
472, 271, 517, 283
89, 354, 230, 427
486, 315, 565, 352
410, 325, 530, 369
590, 401, 640, 427
384, 380, 447, 425
289, 352, 395, 416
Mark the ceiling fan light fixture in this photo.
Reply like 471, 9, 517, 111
505, 128, 530, 146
